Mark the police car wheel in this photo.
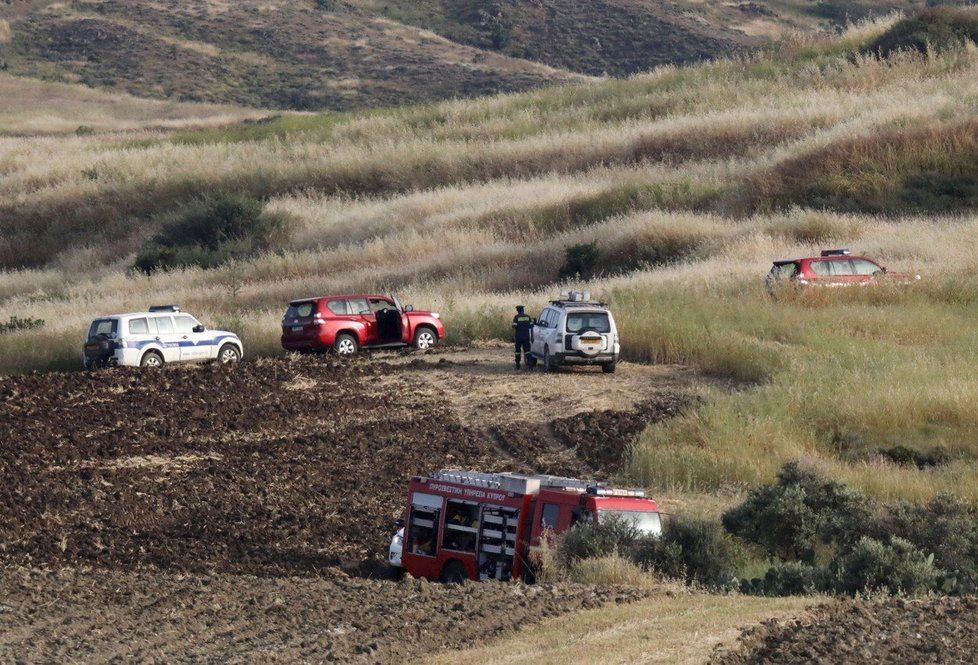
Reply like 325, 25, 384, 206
602, 361, 617, 374
334, 333, 358, 356
218, 343, 240, 364
140, 351, 163, 368
413, 327, 436, 350
544, 347, 558, 373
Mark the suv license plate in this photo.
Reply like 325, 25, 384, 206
291, 326, 303, 332
85, 344, 99, 351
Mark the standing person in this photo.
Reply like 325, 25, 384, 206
512, 305, 534, 370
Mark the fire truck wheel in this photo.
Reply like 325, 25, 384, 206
439, 560, 468, 584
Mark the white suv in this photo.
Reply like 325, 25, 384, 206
528, 291, 620, 373
83, 305, 243, 369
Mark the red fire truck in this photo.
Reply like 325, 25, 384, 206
389, 469, 662, 583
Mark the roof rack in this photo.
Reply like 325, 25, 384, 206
549, 290, 608, 308
429, 469, 646, 497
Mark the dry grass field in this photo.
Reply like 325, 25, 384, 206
3, 11, 978, 508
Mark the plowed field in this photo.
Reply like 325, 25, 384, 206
0, 345, 695, 662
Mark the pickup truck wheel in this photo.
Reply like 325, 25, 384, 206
439, 560, 468, 584
413, 327, 437, 350
140, 351, 163, 368
334, 333, 359, 356
218, 343, 240, 364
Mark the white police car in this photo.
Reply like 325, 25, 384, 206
528, 291, 620, 373
83, 305, 243, 369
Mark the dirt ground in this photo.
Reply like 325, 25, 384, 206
0, 345, 695, 662
711, 597, 978, 665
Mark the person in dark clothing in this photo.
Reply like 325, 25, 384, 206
512, 305, 534, 370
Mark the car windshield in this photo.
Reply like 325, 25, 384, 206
88, 319, 117, 338
597, 509, 662, 536
566, 312, 611, 333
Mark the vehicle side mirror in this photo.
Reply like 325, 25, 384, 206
404, 305, 414, 312
193, 324, 205, 333
394, 518, 404, 528
359, 310, 371, 315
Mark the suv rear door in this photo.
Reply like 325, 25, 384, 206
283, 300, 320, 346
151, 314, 182, 363
531, 307, 556, 357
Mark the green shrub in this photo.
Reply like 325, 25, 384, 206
558, 242, 601, 281
865, 7, 978, 58
760, 561, 823, 596
722, 461, 874, 562
0, 316, 45, 335
133, 193, 288, 274
829, 536, 940, 595
557, 513, 642, 566
634, 517, 743, 587
883, 493, 978, 593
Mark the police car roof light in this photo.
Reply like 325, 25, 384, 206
148, 304, 181, 312
820, 249, 851, 257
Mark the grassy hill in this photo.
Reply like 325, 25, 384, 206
3, 0, 971, 112
4, 9, 978, 508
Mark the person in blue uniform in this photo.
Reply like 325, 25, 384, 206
512, 305, 534, 370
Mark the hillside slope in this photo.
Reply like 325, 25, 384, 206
0, 0, 583, 111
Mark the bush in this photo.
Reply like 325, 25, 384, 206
760, 561, 823, 596
0, 316, 45, 335
829, 536, 940, 595
558, 242, 601, 281
635, 517, 743, 587
883, 493, 978, 593
133, 193, 288, 273
865, 7, 978, 58
722, 461, 874, 562
557, 513, 642, 566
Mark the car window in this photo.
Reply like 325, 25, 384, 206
88, 319, 117, 337
129, 318, 149, 335
348, 298, 371, 315
829, 259, 854, 276
174, 315, 198, 334
770, 262, 799, 279
326, 300, 349, 316
541, 503, 560, 530
145, 317, 159, 335
810, 261, 831, 276
566, 312, 611, 333
539, 310, 553, 327
155, 316, 174, 334
369, 298, 395, 313
286, 302, 315, 318
852, 259, 880, 276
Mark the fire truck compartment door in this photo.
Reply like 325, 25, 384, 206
411, 492, 443, 509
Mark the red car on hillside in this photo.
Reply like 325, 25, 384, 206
281, 294, 444, 355
766, 249, 919, 291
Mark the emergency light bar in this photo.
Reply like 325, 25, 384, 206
558, 290, 591, 302
148, 304, 181, 312
587, 487, 646, 498
820, 249, 851, 257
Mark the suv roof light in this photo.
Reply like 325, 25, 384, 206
148, 304, 181, 312
587, 486, 646, 498
820, 249, 851, 257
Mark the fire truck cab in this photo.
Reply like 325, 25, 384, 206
392, 470, 661, 583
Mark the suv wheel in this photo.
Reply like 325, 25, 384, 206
140, 351, 163, 368
218, 343, 240, 364
413, 327, 436, 350
602, 361, 617, 374
334, 333, 359, 356
543, 346, 559, 373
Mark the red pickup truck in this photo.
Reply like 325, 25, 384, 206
281, 294, 444, 355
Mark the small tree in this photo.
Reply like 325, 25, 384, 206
559, 242, 601, 281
